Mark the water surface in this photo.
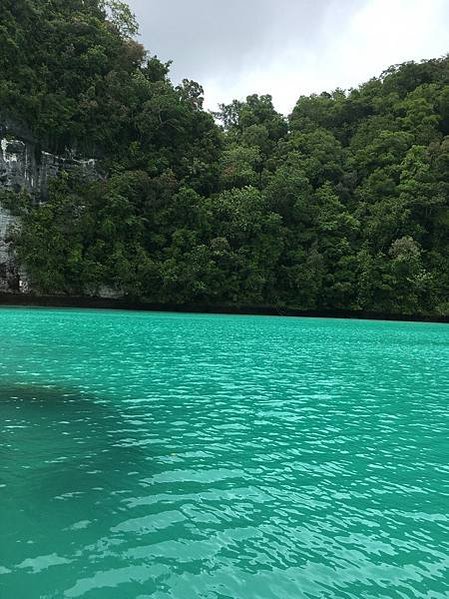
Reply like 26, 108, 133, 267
1, 308, 448, 598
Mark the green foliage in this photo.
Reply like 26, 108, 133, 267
3, 1, 449, 316
101, 0, 139, 38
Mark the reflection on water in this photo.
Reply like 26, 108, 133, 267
1, 383, 146, 493
1, 309, 449, 598
0, 382, 149, 598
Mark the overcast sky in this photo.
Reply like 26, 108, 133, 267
127, 0, 449, 114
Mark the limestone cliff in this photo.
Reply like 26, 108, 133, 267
0, 119, 96, 293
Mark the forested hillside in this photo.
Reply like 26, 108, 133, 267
2, 0, 449, 316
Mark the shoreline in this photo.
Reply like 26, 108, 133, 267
0, 293, 447, 324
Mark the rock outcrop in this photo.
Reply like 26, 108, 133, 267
0, 119, 96, 293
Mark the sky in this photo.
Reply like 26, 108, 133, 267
127, 0, 449, 115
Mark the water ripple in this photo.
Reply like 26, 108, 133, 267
0, 309, 448, 597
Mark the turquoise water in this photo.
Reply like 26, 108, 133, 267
0, 309, 448, 598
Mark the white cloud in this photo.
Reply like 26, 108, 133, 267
128, 0, 449, 115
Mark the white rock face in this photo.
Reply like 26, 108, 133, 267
0, 120, 97, 293
0, 130, 97, 197
0, 207, 18, 291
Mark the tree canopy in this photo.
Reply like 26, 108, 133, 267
2, 2, 449, 316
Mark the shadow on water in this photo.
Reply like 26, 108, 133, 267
0, 382, 150, 579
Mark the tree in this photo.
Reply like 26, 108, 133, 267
4, 2, 449, 317
101, 0, 139, 38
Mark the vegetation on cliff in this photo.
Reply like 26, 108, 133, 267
2, 1, 449, 315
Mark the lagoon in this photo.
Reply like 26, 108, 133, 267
1, 308, 448, 597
